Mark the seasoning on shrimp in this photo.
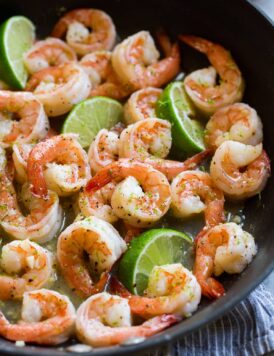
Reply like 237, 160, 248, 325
205, 103, 263, 149
179, 35, 244, 115
194, 222, 257, 299
76, 292, 180, 347
51, 8, 116, 56
0, 91, 49, 147
57, 216, 126, 297
26, 62, 91, 116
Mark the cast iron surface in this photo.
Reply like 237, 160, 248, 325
0, 0, 273, 354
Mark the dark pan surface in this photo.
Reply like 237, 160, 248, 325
0, 0, 273, 354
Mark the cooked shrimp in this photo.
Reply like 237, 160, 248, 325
124, 87, 163, 124
78, 182, 118, 223
112, 264, 201, 319
26, 62, 91, 116
86, 159, 171, 228
0, 147, 62, 243
194, 222, 257, 299
27, 134, 90, 198
76, 292, 180, 347
12, 143, 33, 183
210, 140, 270, 199
52, 8, 116, 56
112, 31, 180, 91
0, 91, 49, 146
0, 289, 76, 345
0, 240, 53, 300
205, 103, 263, 149
80, 50, 130, 99
88, 129, 119, 174
179, 35, 244, 115
57, 216, 126, 297
119, 118, 172, 161
171, 171, 225, 228
23, 38, 77, 74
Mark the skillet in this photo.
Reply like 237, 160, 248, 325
0, 0, 273, 354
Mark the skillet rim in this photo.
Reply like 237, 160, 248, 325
0, 0, 273, 354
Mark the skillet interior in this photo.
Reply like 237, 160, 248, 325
0, 0, 273, 354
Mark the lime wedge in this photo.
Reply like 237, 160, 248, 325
156, 81, 205, 154
62, 97, 123, 148
118, 228, 193, 295
0, 16, 35, 89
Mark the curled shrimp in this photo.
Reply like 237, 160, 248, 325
119, 118, 172, 161
0, 91, 49, 147
12, 143, 33, 183
124, 87, 163, 124
194, 222, 257, 299
0, 289, 76, 345
210, 140, 270, 199
78, 182, 118, 223
88, 128, 119, 174
23, 38, 77, 74
112, 31, 180, 91
52, 8, 116, 56
27, 134, 90, 198
179, 35, 244, 115
0, 147, 62, 243
26, 62, 91, 116
171, 170, 225, 228
0, 240, 53, 300
86, 159, 171, 228
57, 216, 126, 297
76, 292, 180, 347
80, 51, 130, 100
112, 264, 201, 319
205, 103, 263, 149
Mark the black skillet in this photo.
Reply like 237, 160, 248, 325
0, 0, 273, 355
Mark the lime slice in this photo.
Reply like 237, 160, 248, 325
118, 228, 193, 295
62, 97, 123, 148
156, 81, 205, 154
0, 16, 35, 89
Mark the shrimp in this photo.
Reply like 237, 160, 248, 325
179, 35, 244, 115
57, 216, 126, 297
0, 91, 49, 147
88, 128, 119, 174
0, 147, 62, 243
210, 140, 270, 200
86, 159, 171, 228
112, 264, 201, 319
26, 62, 91, 116
78, 182, 118, 223
51, 8, 116, 56
119, 118, 172, 161
112, 31, 180, 91
124, 87, 163, 124
27, 134, 90, 198
0, 240, 53, 300
23, 38, 77, 74
0, 289, 76, 345
194, 222, 257, 299
80, 51, 130, 100
76, 292, 180, 347
12, 143, 33, 183
171, 171, 225, 228
205, 103, 263, 149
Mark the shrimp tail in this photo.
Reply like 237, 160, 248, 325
144, 314, 182, 330
156, 29, 173, 56
178, 35, 212, 54
109, 276, 132, 298
200, 278, 225, 299
124, 222, 142, 244
85, 166, 116, 192
91, 272, 111, 294
183, 148, 213, 169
